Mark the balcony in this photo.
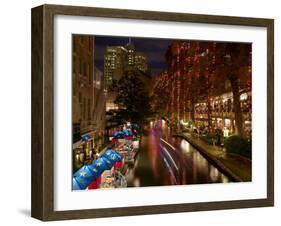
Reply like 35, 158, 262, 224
195, 111, 251, 121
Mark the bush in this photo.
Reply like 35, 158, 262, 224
201, 134, 214, 145
201, 132, 223, 146
224, 135, 251, 159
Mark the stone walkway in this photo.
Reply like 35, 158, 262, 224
178, 132, 252, 182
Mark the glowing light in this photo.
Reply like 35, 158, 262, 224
162, 156, 177, 184
224, 119, 231, 127
160, 138, 176, 151
221, 175, 229, 183
240, 93, 248, 100
209, 166, 219, 181
132, 140, 139, 149
75, 154, 80, 162
180, 119, 189, 126
160, 144, 179, 171
180, 139, 191, 153
223, 128, 230, 137
133, 178, 140, 187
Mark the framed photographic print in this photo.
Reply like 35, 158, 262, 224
31, 4, 274, 221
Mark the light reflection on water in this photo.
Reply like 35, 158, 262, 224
126, 122, 231, 187
180, 139, 191, 153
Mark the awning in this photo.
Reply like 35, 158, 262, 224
72, 149, 122, 190
102, 149, 122, 162
81, 134, 91, 141
113, 130, 133, 139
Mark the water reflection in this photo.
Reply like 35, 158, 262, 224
180, 139, 191, 153
126, 121, 231, 187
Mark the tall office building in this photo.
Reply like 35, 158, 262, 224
104, 44, 149, 92
104, 46, 127, 91
103, 43, 149, 112
135, 52, 149, 72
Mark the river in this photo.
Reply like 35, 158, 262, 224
125, 120, 230, 187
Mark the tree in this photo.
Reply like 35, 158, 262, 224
217, 43, 251, 137
114, 70, 152, 126
155, 41, 251, 137
151, 72, 170, 116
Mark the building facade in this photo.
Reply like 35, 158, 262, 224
92, 67, 107, 149
194, 90, 252, 138
72, 35, 106, 171
72, 35, 95, 142
152, 40, 252, 137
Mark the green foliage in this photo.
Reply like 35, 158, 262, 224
201, 133, 222, 145
224, 135, 251, 159
200, 134, 214, 145
114, 71, 152, 125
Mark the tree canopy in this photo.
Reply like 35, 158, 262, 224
114, 71, 152, 126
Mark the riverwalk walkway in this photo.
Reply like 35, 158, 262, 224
176, 132, 252, 182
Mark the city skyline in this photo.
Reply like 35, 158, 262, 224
94, 36, 171, 76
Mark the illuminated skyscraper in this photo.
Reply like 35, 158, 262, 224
104, 44, 149, 92
135, 52, 148, 72
103, 43, 149, 112
104, 46, 127, 91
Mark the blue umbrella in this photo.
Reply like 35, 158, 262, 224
73, 165, 99, 190
73, 165, 94, 178
102, 149, 122, 162
72, 177, 82, 190
123, 129, 129, 136
73, 150, 122, 190
87, 164, 102, 175
81, 135, 91, 141
113, 131, 123, 137
73, 174, 96, 190
120, 129, 133, 137
113, 130, 134, 138
94, 157, 115, 170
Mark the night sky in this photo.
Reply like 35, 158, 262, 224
94, 36, 172, 76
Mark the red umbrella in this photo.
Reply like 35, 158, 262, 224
114, 160, 123, 169
87, 176, 102, 189
112, 138, 119, 143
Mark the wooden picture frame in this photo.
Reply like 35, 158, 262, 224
31, 4, 274, 221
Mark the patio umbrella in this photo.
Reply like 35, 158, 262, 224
113, 130, 134, 139
73, 174, 96, 190
87, 176, 102, 189
72, 177, 83, 190
73, 160, 109, 190
94, 156, 115, 170
73, 165, 101, 190
111, 138, 119, 143
73, 165, 94, 178
81, 134, 91, 141
113, 131, 123, 137
114, 160, 123, 169
114, 134, 125, 139
102, 149, 122, 162
124, 129, 133, 136
125, 135, 133, 140
73, 151, 122, 190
